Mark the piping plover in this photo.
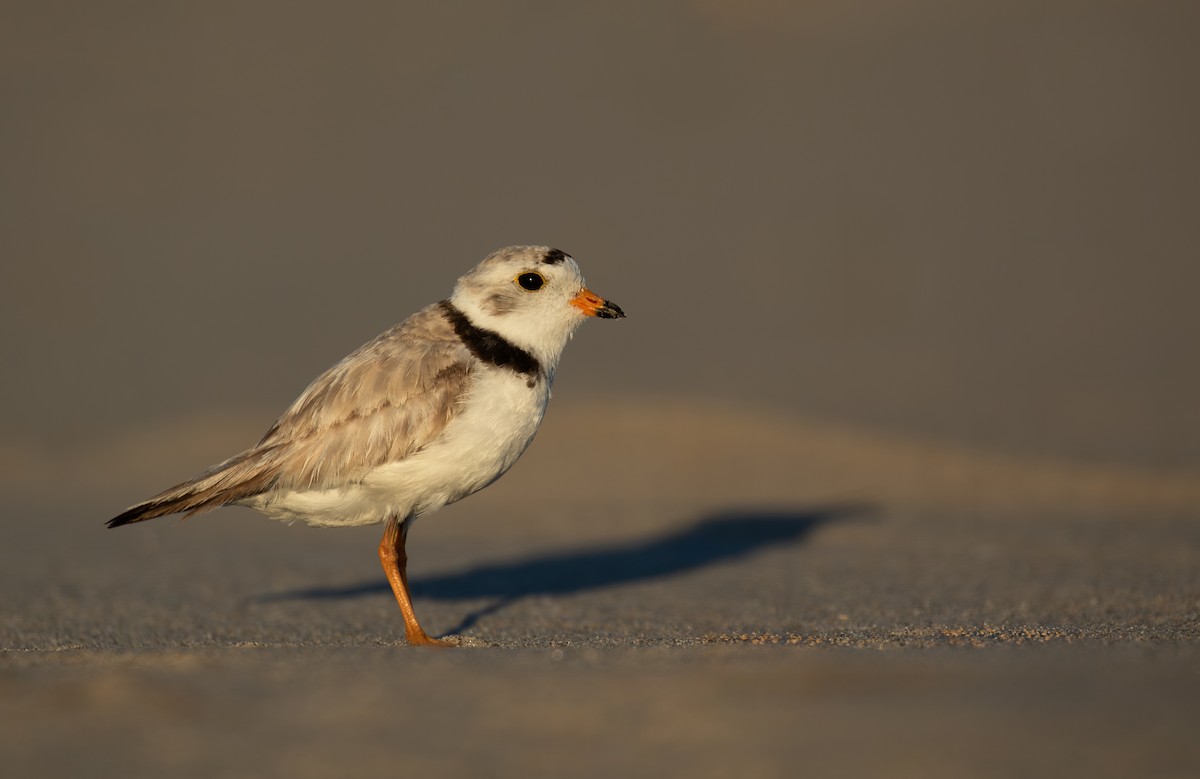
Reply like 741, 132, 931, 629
107, 245, 624, 646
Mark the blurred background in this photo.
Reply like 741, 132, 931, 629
2, 0, 1198, 513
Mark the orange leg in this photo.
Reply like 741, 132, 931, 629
379, 517, 454, 647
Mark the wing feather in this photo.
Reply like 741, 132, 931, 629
255, 302, 471, 491
107, 302, 471, 525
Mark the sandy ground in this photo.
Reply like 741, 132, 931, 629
4, 400, 1199, 777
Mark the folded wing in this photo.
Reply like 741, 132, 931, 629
107, 303, 471, 527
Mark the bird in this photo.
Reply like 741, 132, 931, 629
107, 245, 625, 646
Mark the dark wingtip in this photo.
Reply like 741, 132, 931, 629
107, 501, 164, 528
106, 508, 142, 529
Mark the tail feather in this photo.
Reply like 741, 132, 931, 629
106, 446, 282, 528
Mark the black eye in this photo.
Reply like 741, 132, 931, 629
517, 272, 544, 291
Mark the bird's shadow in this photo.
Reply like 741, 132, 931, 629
257, 504, 869, 636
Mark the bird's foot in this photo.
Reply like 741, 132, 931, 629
405, 630, 460, 648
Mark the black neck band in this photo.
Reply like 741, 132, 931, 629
439, 301, 542, 377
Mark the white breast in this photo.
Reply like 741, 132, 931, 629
249, 368, 549, 527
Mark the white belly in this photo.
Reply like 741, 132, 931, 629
248, 370, 549, 527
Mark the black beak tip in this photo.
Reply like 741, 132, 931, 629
598, 301, 626, 319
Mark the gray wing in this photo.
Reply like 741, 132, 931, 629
108, 303, 471, 525
256, 302, 471, 491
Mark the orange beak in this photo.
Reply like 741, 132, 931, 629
570, 288, 626, 319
